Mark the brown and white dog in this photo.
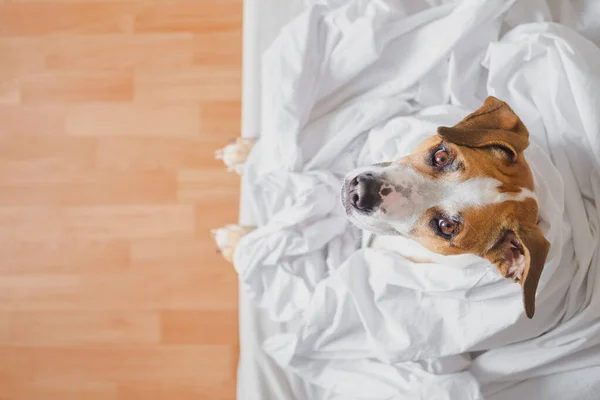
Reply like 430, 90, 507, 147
341, 96, 550, 319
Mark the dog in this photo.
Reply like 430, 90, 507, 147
341, 96, 550, 319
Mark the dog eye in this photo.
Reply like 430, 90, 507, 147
433, 149, 450, 166
437, 218, 457, 237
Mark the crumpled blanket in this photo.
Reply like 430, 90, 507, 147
234, 0, 600, 398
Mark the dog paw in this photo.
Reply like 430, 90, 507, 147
215, 137, 257, 175
211, 224, 255, 263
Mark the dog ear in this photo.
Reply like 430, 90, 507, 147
437, 96, 529, 162
485, 225, 550, 319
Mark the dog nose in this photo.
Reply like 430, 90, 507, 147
349, 173, 380, 211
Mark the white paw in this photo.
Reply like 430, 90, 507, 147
214, 137, 257, 175
211, 224, 255, 263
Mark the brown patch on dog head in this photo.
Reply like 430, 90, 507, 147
410, 198, 548, 318
399, 100, 535, 191
437, 96, 529, 162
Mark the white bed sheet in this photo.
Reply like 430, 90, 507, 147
237, 1, 600, 399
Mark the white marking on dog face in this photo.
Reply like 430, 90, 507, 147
435, 177, 536, 217
342, 164, 536, 236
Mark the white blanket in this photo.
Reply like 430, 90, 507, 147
235, 0, 600, 398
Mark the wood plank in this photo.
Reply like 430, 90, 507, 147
0, 135, 95, 162
0, 207, 64, 241
39, 32, 242, 70
95, 136, 224, 170
1, 380, 118, 400
0, 170, 177, 206
160, 309, 238, 345
193, 31, 242, 67
117, 382, 236, 400
0, 267, 238, 311
0, 38, 48, 74
20, 71, 134, 103
0, 3, 134, 36
134, 67, 240, 102
45, 34, 196, 70
66, 104, 201, 137
2, 311, 160, 346
130, 237, 216, 264
0, 136, 96, 176
0, 105, 66, 136
134, 2, 242, 34
0, 75, 20, 104
62, 205, 196, 240
199, 101, 242, 136
0, 239, 129, 274
0, 205, 195, 241
177, 168, 240, 204
0, 345, 233, 385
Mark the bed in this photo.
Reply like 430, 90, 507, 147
237, 2, 314, 400
233, 1, 600, 399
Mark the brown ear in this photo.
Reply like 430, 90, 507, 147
437, 96, 529, 162
486, 226, 550, 319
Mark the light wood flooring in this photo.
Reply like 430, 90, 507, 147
0, 1, 242, 398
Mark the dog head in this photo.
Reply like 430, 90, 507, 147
341, 97, 550, 318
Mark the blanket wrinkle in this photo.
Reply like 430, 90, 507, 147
234, 0, 600, 398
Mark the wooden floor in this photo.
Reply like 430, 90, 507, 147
0, 1, 242, 399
